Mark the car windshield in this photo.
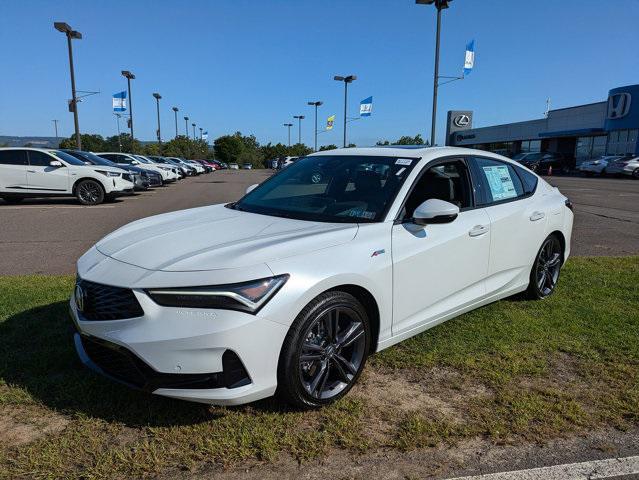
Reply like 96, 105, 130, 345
234, 155, 417, 223
68, 151, 116, 167
49, 150, 87, 166
134, 155, 153, 164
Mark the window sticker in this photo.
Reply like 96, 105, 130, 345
482, 165, 517, 201
395, 158, 413, 166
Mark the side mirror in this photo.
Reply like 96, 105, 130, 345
49, 160, 63, 168
412, 199, 460, 225
131, 160, 139, 165
246, 183, 258, 194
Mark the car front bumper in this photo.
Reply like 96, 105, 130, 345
105, 177, 135, 194
69, 278, 288, 405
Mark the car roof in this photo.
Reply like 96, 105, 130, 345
309, 146, 510, 162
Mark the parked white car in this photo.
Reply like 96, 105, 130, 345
95, 152, 177, 183
577, 155, 622, 176
0, 147, 133, 205
70, 147, 573, 407
604, 155, 639, 178
184, 159, 206, 174
133, 155, 180, 181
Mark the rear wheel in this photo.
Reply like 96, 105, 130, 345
277, 291, 370, 408
75, 179, 105, 205
526, 234, 563, 299
633, 168, 639, 179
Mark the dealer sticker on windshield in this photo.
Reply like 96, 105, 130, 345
395, 158, 413, 166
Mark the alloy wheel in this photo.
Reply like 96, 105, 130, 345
298, 306, 366, 400
536, 236, 562, 297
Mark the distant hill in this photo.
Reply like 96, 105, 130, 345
0, 136, 60, 148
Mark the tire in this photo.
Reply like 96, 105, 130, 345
526, 234, 563, 300
277, 291, 370, 409
633, 168, 639, 179
75, 179, 105, 206
1, 196, 24, 204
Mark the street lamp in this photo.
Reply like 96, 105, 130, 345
192, 123, 196, 140
172, 107, 179, 138
184, 116, 189, 137
293, 115, 305, 145
52, 120, 59, 144
283, 123, 293, 146
121, 70, 135, 148
153, 93, 162, 147
416, 0, 451, 146
199, 127, 203, 140
54, 22, 82, 150
307, 101, 323, 152
333, 75, 357, 148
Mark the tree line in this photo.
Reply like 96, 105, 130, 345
51, 132, 428, 168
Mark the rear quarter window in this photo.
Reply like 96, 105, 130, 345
514, 165, 539, 195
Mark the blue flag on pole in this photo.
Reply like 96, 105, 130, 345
463, 40, 475, 76
112, 91, 127, 112
360, 96, 373, 117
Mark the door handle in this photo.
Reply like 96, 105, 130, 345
469, 225, 489, 237
530, 211, 546, 221
27, 170, 36, 173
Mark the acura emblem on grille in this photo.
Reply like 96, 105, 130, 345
74, 284, 86, 312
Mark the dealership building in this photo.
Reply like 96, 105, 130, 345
446, 84, 639, 166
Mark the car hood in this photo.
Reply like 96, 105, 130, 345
94, 204, 358, 272
85, 165, 127, 174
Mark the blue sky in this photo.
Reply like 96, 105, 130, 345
1, 0, 638, 147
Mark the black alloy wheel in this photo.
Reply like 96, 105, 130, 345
527, 234, 563, 299
76, 179, 105, 206
278, 291, 370, 408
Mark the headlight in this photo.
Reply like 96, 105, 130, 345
159, 166, 170, 171
146, 275, 289, 314
95, 170, 120, 177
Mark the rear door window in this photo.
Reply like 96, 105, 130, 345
470, 157, 525, 206
0, 150, 28, 165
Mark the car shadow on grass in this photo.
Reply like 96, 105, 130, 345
0, 301, 289, 428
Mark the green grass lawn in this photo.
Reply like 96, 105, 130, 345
0, 257, 637, 479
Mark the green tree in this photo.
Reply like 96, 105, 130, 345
59, 134, 107, 152
376, 135, 429, 146
319, 144, 338, 151
104, 133, 141, 153
143, 143, 160, 156
288, 143, 313, 157
213, 134, 244, 164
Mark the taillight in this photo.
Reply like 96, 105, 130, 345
565, 199, 574, 211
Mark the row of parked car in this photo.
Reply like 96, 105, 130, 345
577, 154, 639, 178
0, 147, 228, 206
511, 151, 639, 179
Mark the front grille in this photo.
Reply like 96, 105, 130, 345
80, 335, 237, 391
77, 279, 144, 321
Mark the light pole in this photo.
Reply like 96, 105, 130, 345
153, 93, 162, 148
199, 127, 203, 140
293, 115, 305, 145
52, 119, 59, 144
283, 123, 293, 146
121, 70, 135, 148
184, 116, 189, 137
114, 113, 123, 152
333, 75, 357, 148
307, 101, 323, 152
172, 107, 179, 138
54, 22, 82, 150
192, 123, 196, 140
416, 0, 451, 146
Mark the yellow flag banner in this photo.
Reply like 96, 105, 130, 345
326, 115, 335, 130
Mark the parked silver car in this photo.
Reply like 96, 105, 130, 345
605, 155, 639, 178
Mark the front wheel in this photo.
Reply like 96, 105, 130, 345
526, 234, 563, 299
75, 179, 105, 205
633, 168, 639, 179
277, 291, 370, 408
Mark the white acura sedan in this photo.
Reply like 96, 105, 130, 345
70, 147, 573, 408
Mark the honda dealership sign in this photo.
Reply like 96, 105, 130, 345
445, 110, 473, 145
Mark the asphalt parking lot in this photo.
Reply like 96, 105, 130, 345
0, 171, 637, 275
